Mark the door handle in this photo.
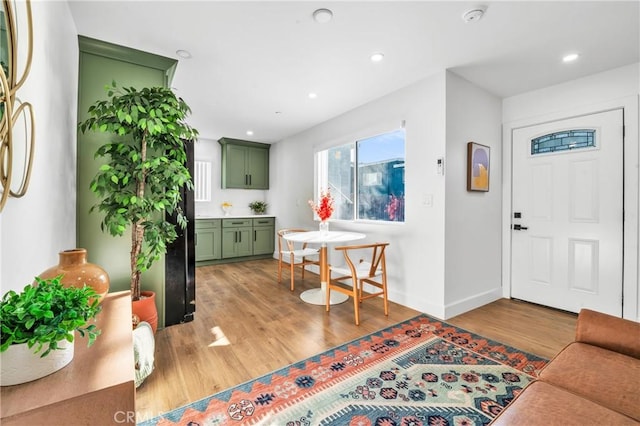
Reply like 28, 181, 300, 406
513, 224, 529, 231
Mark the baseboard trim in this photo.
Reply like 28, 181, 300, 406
387, 288, 445, 319
443, 287, 502, 320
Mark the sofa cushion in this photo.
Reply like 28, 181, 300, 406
575, 309, 640, 359
539, 342, 640, 421
490, 381, 638, 426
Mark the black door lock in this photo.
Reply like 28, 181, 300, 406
513, 224, 529, 231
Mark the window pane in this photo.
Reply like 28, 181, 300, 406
357, 129, 405, 221
531, 129, 595, 155
327, 144, 355, 220
317, 128, 406, 223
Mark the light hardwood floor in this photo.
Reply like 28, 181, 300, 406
135, 259, 578, 421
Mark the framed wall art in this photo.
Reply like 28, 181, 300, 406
467, 142, 490, 192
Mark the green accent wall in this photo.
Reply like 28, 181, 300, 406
77, 36, 177, 328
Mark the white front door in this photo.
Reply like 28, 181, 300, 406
511, 109, 623, 316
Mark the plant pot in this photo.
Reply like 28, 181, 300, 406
38, 248, 110, 304
132, 291, 158, 333
0, 337, 74, 386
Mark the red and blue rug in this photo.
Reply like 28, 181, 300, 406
139, 314, 547, 425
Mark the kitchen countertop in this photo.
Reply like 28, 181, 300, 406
195, 214, 274, 219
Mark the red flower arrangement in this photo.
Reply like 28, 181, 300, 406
309, 190, 334, 222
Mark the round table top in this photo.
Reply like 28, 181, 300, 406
283, 230, 366, 244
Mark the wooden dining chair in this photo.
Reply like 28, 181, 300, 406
277, 229, 320, 291
327, 242, 389, 325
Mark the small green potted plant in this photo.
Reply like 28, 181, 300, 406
249, 201, 268, 215
0, 276, 102, 385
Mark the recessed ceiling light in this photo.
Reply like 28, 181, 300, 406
246, 130, 254, 136
313, 8, 333, 24
308, 92, 317, 99
370, 52, 385, 63
176, 49, 192, 59
562, 53, 579, 63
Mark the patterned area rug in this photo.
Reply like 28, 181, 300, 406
139, 314, 547, 426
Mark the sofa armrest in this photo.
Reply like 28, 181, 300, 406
575, 309, 640, 359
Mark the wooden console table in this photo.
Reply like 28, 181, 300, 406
1, 291, 136, 425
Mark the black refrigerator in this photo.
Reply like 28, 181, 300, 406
165, 140, 196, 326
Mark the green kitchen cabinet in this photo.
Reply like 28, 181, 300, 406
252, 217, 275, 255
195, 219, 221, 261
221, 219, 253, 258
219, 138, 270, 189
200, 217, 275, 264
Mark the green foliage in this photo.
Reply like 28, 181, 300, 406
0, 276, 102, 357
249, 201, 268, 214
78, 82, 198, 300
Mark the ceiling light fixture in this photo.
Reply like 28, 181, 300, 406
313, 8, 333, 24
308, 92, 317, 99
176, 49, 192, 59
562, 53, 579, 63
462, 6, 487, 23
370, 52, 385, 63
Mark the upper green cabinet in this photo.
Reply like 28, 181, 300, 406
219, 137, 270, 189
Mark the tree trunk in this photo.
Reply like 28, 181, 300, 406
130, 221, 144, 300
130, 133, 148, 301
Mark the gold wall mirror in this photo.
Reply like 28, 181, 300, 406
1, 2, 13, 85
0, 0, 34, 212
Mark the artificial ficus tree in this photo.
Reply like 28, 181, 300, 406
79, 82, 198, 300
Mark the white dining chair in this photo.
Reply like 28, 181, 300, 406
277, 229, 320, 291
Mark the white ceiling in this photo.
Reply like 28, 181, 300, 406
67, 1, 640, 143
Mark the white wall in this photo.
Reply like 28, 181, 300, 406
444, 71, 503, 317
270, 70, 505, 319
502, 63, 640, 321
270, 72, 451, 318
0, 2, 79, 293
194, 137, 269, 217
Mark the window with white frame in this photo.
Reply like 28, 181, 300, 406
316, 128, 405, 222
194, 160, 212, 202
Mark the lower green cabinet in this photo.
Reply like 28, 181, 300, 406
195, 219, 221, 261
222, 219, 253, 258
253, 217, 275, 255
197, 217, 274, 263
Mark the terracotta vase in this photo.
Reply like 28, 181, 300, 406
38, 248, 110, 304
132, 291, 158, 333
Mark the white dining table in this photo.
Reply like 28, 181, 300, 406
283, 230, 366, 305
